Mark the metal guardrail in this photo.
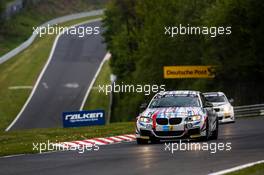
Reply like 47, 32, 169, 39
0, 9, 104, 65
234, 104, 264, 118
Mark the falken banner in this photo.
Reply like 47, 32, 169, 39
164, 66, 215, 79
62, 110, 105, 128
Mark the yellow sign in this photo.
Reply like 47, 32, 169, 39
164, 66, 215, 79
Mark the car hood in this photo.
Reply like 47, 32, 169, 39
141, 107, 204, 118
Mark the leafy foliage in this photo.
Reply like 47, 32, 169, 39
104, 0, 264, 121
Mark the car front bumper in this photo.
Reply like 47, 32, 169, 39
136, 119, 206, 139
216, 111, 235, 123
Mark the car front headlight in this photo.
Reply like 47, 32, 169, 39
139, 116, 152, 123
186, 115, 201, 122
223, 105, 232, 113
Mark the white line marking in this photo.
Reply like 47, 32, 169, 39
5, 18, 102, 131
108, 136, 123, 142
95, 138, 114, 143
85, 139, 106, 145
42, 82, 49, 89
99, 138, 115, 143
5, 32, 59, 131
116, 135, 134, 141
64, 83, 79, 89
126, 134, 136, 138
79, 52, 111, 110
209, 160, 264, 175
8, 86, 33, 90
0, 154, 26, 159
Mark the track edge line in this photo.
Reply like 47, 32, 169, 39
79, 52, 111, 110
208, 160, 264, 175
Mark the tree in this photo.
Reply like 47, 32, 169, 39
0, 1, 5, 22
201, 0, 264, 104
104, 0, 216, 121
103, 0, 264, 121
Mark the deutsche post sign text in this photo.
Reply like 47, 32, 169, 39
164, 66, 215, 78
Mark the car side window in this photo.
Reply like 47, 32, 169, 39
200, 93, 207, 107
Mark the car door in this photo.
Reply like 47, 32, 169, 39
200, 93, 217, 130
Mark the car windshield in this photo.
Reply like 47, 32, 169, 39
149, 95, 201, 108
205, 95, 227, 103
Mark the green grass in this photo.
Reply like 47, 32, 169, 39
83, 60, 111, 123
0, 15, 102, 131
0, 122, 134, 156
226, 163, 264, 175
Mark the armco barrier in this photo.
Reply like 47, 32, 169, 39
234, 104, 264, 118
0, 9, 104, 65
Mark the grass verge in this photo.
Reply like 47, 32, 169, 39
0, 15, 102, 131
0, 122, 134, 156
83, 59, 111, 123
226, 163, 264, 175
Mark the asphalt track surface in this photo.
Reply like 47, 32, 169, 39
9, 21, 106, 130
1, 117, 264, 175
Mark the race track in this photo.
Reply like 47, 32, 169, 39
1, 117, 264, 175
3, 16, 264, 175
8, 20, 106, 130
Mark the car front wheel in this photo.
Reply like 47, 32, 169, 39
136, 138, 149, 144
200, 119, 210, 141
210, 119, 218, 140
150, 136, 160, 144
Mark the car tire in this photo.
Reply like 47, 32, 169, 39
136, 138, 149, 144
150, 136, 160, 144
210, 119, 218, 140
230, 117, 235, 123
200, 119, 210, 141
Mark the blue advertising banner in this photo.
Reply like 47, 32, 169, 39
62, 110, 105, 128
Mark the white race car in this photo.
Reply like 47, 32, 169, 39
136, 91, 218, 144
203, 92, 235, 123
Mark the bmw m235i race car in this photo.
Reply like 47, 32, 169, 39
203, 92, 235, 123
136, 91, 218, 144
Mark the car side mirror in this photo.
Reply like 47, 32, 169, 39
205, 101, 213, 108
229, 98, 234, 103
140, 103, 148, 110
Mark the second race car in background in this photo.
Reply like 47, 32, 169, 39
203, 92, 235, 123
